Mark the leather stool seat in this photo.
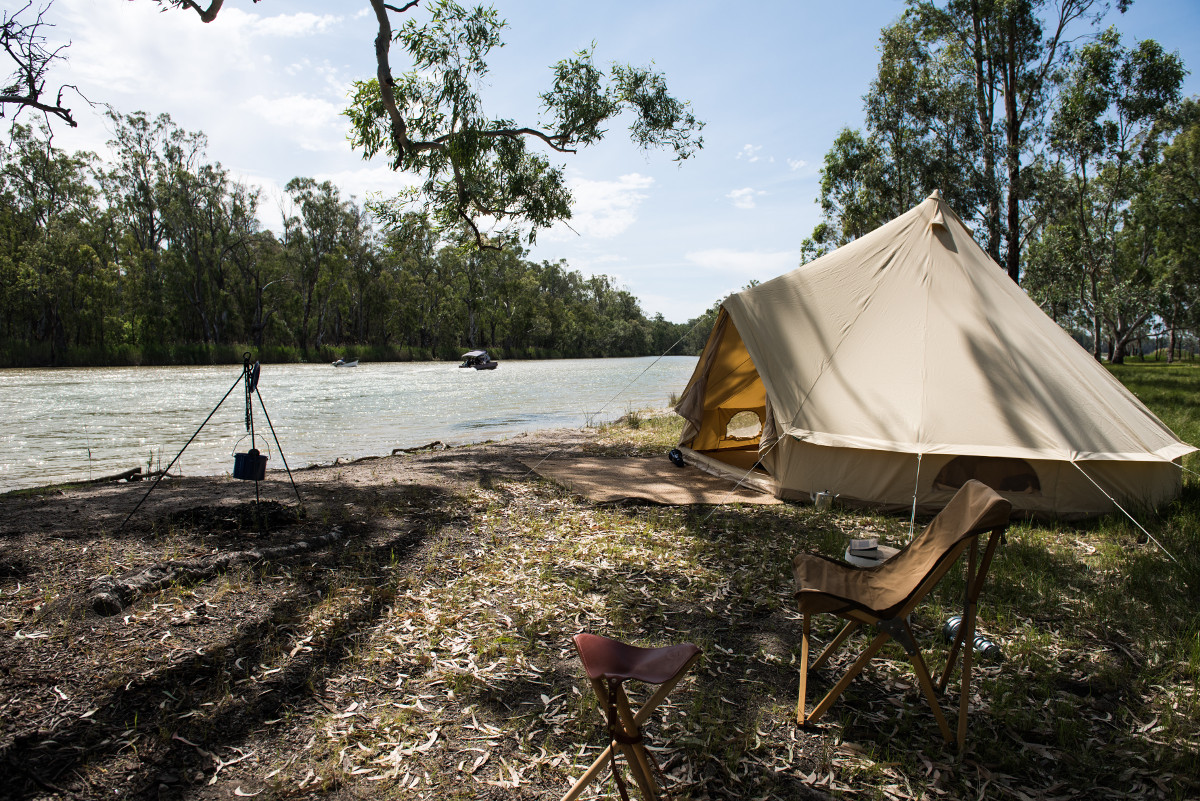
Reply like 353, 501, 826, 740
562, 632, 701, 801
575, 632, 701, 685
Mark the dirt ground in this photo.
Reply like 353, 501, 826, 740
1, 429, 636, 801
8, 424, 1188, 801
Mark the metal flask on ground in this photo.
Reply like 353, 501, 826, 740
942, 615, 1004, 661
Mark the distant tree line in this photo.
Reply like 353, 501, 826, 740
805, 0, 1200, 364
0, 113, 698, 367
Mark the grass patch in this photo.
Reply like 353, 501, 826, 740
287, 408, 1198, 797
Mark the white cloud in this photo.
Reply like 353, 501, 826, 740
246, 165, 422, 233
316, 165, 423, 201
542, 173, 655, 241
726, 187, 765, 209
685, 248, 801, 277
47, 0, 362, 176
788, 158, 807, 171
247, 12, 342, 38
637, 291, 713, 323
242, 93, 346, 152
736, 144, 763, 162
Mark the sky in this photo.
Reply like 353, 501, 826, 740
33, 0, 1200, 323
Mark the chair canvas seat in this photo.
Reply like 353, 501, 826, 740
793, 480, 1011, 749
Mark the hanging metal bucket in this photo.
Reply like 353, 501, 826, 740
233, 448, 267, 481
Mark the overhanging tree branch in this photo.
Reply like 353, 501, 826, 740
156, 0, 702, 250
1, 1, 81, 128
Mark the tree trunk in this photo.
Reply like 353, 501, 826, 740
969, 0, 1001, 263
1004, 57, 1021, 284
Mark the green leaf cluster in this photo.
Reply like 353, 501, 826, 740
344, 0, 702, 247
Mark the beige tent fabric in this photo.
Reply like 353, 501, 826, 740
677, 191, 1194, 518
523, 457, 780, 505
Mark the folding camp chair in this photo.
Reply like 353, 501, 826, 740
563, 633, 701, 801
792, 480, 1011, 749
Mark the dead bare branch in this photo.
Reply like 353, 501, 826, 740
0, 1, 79, 128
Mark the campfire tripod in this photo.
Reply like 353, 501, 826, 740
119, 354, 303, 531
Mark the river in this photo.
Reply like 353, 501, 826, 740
0, 356, 699, 492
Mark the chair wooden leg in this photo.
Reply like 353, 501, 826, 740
561, 744, 614, 801
807, 630, 890, 724
909, 646, 952, 744
583, 677, 659, 801
937, 635, 964, 693
958, 604, 978, 750
567, 637, 700, 801
614, 684, 658, 801
812, 619, 861, 671
615, 740, 656, 800
798, 613, 810, 723
956, 538, 982, 751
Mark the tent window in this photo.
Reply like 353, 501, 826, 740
934, 456, 1041, 494
725, 410, 763, 441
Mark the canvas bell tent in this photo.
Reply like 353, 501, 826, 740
674, 191, 1194, 519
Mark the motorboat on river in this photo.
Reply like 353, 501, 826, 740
459, 350, 498, 370
332, 358, 358, 368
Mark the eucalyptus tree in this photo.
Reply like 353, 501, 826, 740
862, 18, 977, 221
1020, 161, 1081, 325
160, 159, 248, 345
160, 0, 702, 250
0, 123, 106, 359
282, 177, 358, 351
99, 111, 202, 345
814, 0, 1116, 280
230, 227, 287, 350
911, 0, 1117, 282
806, 10, 992, 257
805, 129, 889, 258
338, 203, 389, 346
535, 260, 586, 355
1148, 103, 1200, 360
485, 242, 533, 352
382, 213, 445, 354
1045, 28, 1184, 361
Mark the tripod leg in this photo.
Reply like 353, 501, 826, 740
255, 388, 303, 508
118, 372, 243, 532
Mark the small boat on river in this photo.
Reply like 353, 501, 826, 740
332, 358, 358, 368
459, 350, 498, 370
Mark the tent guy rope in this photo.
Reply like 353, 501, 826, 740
520, 316, 711, 480
909, 453, 923, 541
1071, 461, 1179, 565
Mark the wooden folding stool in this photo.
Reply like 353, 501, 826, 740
563, 632, 701, 801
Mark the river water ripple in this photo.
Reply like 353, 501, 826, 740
0, 356, 698, 492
